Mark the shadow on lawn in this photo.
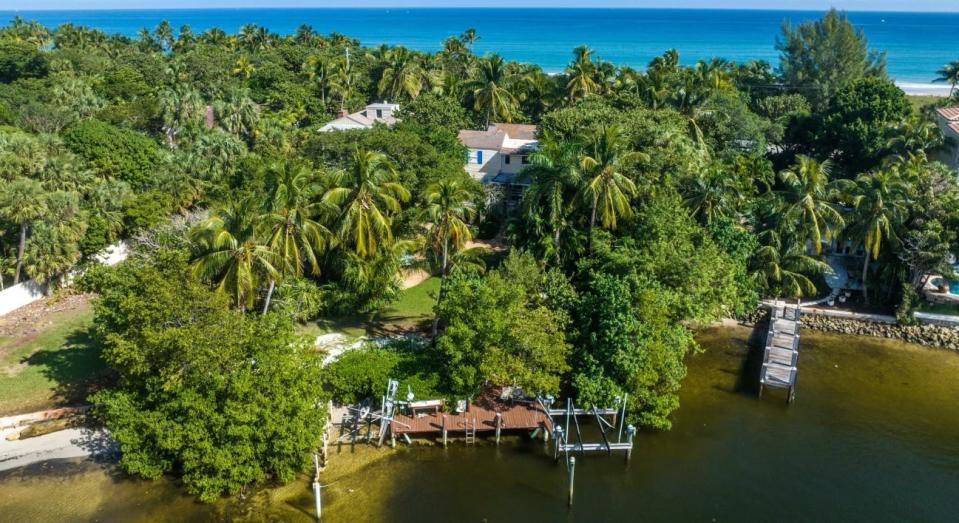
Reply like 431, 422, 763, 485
23, 326, 111, 407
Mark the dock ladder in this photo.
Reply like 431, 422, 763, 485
464, 417, 477, 445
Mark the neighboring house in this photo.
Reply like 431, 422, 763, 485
458, 123, 538, 188
318, 102, 400, 132
934, 107, 959, 171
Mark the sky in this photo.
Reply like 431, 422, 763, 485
2, 1, 957, 13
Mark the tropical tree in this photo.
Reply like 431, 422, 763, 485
578, 126, 644, 244
215, 87, 258, 139
0, 178, 47, 284
377, 47, 426, 101
933, 60, 959, 97
159, 86, 204, 148
260, 161, 330, 313
753, 229, 830, 298
566, 45, 600, 102
776, 155, 844, 254
839, 168, 910, 303
423, 178, 477, 336
190, 198, 283, 312
469, 54, 518, 126
304, 54, 332, 107
232, 54, 255, 80
322, 149, 410, 259
460, 27, 479, 52
520, 133, 581, 263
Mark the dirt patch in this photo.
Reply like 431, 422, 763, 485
399, 269, 431, 290
0, 293, 93, 338
0, 293, 94, 364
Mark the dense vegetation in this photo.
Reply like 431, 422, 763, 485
2, 9, 958, 499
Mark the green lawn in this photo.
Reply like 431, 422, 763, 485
301, 277, 441, 339
916, 301, 959, 316
0, 304, 104, 416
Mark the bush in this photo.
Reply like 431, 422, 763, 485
62, 119, 165, 189
271, 277, 324, 323
322, 339, 441, 404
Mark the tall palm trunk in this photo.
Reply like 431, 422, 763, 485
588, 196, 598, 252
431, 235, 449, 338
861, 249, 871, 305
14, 222, 27, 285
553, 226, 562, 265
262, 279, 276, 315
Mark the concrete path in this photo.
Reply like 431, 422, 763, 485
0, 427, 116, 472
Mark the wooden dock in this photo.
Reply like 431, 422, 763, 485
390, 402, 553, 436
759, 302, 801, 402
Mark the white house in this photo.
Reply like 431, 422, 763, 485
457, 123, 538, 186
318, 102, 400, 132
934, 106, 959, 171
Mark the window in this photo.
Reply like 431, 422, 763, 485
504, 155, 511, 165
376, 109, 383, 118
476, 150, 483, 164
521, 155, 529, 164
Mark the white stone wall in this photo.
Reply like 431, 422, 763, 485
0, 240, 130, 317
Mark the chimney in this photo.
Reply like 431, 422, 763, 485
338, 109, 349, 118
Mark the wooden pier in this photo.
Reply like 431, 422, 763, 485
759, 301, 801, 402
390, 401, 554, 438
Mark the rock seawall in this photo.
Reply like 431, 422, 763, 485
733, 308, 959, 350
801, 314, 959, 350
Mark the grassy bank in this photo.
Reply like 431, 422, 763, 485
0, 302, 104, 416
301, 277, 441, 339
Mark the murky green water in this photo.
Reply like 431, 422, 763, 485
3, 326, 959, 522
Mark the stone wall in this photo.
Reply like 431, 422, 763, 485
801, 314, 959, 350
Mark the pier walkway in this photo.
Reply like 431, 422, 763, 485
759, 301, 801, 402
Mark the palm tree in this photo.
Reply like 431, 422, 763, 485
330, 57, 360, 111
754, 229, 830, 298
887, 116, 944, 157
191, 198, 283, 312
233, 54, 255, 80
578, 126, 644, 245
215, 87, 258, 138
322, 149, 411, 259
460, 27, 479, 52
423, 179, 477, 336
304, 54, 332, 107
0, 178, 47, 285
776, 155, 844, 254
260, 161, 331, 313
681, 165, 744, 226
377, 47, 426, 101
566, 45, 600, 102
521, 134, 581, 263
159, 86, 204, 148
840, 168, 910, 304
469, 54, 518, 127
934, 60, 959, 97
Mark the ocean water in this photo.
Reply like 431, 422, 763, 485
3, 8, 958, 85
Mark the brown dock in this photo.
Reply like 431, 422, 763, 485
391, 402, 553, 436
759, 301, 801, 402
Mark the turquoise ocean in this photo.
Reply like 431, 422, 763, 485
3, 8, 958, 87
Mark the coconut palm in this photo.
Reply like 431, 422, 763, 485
681, 164, 744, 226
776, 155, 845, 254
469, 54, 518, 127
460, 27, 479, 52
191, 198, 284, 312
933, 60, 959, 97
423, 178, 478, 336
260, 161, 331, 313
521, 134, 581, 263
0, 178, 47, 284
566, 45, 600, 102
839, 168, 910, 303
322, 149, 410, 259
232, 54, 255, 80
304, 54, 333, 107
753, 229, 830, 298
886, 116, 944, 157
578, 126, 645, 244
330, 57, 361, 111
377, 47, 427, 101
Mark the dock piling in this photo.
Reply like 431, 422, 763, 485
495, 413, 502, 445
441, 414, 448, 447
567, 456, 576, 508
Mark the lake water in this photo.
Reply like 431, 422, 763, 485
2, 326, 958, 522
3, 8, 958, 85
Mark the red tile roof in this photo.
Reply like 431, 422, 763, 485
935, 107, 959, 121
